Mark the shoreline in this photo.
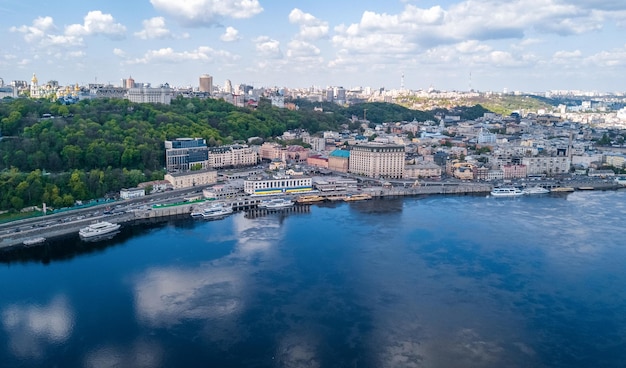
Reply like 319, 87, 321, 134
0, 182, 622, 251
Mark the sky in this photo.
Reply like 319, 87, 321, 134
1, 0, 626, 93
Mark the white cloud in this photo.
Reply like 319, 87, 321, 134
65, 11, 126, 39
113, 48, 126, 57
10, 16, 83, 48
254, 36, 283, 58
150, 0, 263, 27
221, 26, 241, 42
584, 45, 626, 67
127, 46, 239, 64
134, 17, 171, 40
288, 8, 329, 40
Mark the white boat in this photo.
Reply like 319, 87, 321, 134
23, 237, 46, 246
201, 203, 233, 219
523, 186, 550, 195
257, 198, 294, 209
79, 221, 121, 239
615, 176, 626, 186
490, 187, 524, 197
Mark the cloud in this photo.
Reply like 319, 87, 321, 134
254, 36, 283, 58
113, 48, 126, 57
150, 0, 263, 27
331, 0, 613, 61
584, 45, 626, 67
221, 26, 241, 42
65, 11, 126, 40
10, 16, 83, 48
134, 17, 171, 40
288, 8, 329, 40
126, 46, 239, 64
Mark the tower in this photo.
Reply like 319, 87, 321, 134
30, 73, 39, 98
199, 74, 213, 93
124, 76, 135, 89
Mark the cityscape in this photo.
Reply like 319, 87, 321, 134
2, 1, 626, 367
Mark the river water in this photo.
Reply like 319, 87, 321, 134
1, 191, 626, 368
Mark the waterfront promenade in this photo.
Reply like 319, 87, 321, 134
0, 180, 620, 250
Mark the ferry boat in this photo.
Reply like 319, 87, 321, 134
343, 193, 373, 201
296, 195, 325, 204
490, 187, 524, 197
79, 221, 121, 239
200, 203, 233, 219
23, 236, 46, 247
257, 198, 294, 209
522, 186, 550, 195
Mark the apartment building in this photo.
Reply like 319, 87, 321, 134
208, 144, 258, 169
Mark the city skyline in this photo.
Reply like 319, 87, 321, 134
1, 0, 626, 92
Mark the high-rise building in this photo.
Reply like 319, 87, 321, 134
123, 76, 135, 89
199, 74, 213, 93
164, 138, 210, 172
348, 144, 405, 179
224, 79, 233, 94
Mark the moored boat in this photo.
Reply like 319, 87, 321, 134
490, 187, 524, 197
79, 221, 121, 239
344, 193, 373, 201
550, 187, 575, 193
257, 198, 294, 209
522, 186, 550, 195
200, 203, 233, 219
23, 236, 46, 246
296, 195, 325, 204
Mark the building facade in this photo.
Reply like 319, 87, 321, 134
199, 74, 213, 93
243, 175, 313, 196
502, 164, 528, 179
164, 169, 218, 189
522, 156, 570, 176
208, 145, 258, 169
348, 144, 404, 179
127, 86, 172, 104
119, 187, 145, 199
404, 163, 442, 179
165, 138, 210, 172
328, 150, 350, 173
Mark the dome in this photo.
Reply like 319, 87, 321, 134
31, 73, 38, 84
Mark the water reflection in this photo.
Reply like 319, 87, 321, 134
133, 265, 244, 328
83, 339, 163, 368
1, 295, 74, 359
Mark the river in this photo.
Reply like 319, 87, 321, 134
1, 191, 625, 367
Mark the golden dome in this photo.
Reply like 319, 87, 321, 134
31, 73, 38, 84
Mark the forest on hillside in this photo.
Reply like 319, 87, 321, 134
0, 96, 437, 211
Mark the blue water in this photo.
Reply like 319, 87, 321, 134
1, 191, 626, 367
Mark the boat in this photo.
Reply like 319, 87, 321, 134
615, 176, 626, 186
257, 198, 294, 209
490, 187, 524, 197
550, 187, 575, 193
79, 221, 121, 239
577, 186, 595, 191
522, 186, 550, 195
200, 203, 233, 219
296, 195, 325, 204
23, 236, 46, 246
344, 193, 373, 201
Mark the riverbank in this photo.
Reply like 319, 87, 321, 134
0, 181, 621, 250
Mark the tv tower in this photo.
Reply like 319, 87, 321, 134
401, 72, 405, 91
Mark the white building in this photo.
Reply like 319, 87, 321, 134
165, 170, 218, 189
243, 175, 313, 195
120, 187, 145, 199
208, 145, 258, 169
126, 86, 172, 104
